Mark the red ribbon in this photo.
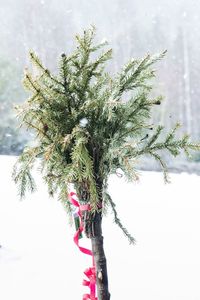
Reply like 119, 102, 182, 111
69, 192, 97, 300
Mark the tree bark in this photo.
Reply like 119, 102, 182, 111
77, 182, 110, 299
91, 212, 110, 300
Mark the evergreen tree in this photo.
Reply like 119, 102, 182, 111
13, 27, 200, 300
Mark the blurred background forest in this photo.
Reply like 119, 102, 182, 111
0, 0, 200, 172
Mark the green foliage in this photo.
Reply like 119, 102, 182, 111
13, 27, 200, 243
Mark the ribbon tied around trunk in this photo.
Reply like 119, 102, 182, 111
69, 192, 97, 300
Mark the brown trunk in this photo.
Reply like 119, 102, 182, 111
91, 212, 110, 300
77, 181, 110, 299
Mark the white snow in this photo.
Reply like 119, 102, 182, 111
0, 155, 200, 300
79, 118, 89, 127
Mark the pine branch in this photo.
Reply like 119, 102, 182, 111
22, 119, 54, 145
145, 125, 164, 148
148, 151, 170, 183
12, 148, 38, 198
105, 192, 136, 244
29, 51, 63, 88
113, 51, 166, 100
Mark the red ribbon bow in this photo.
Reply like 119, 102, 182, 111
82, 267, 97, 300
69, 192, 97, 300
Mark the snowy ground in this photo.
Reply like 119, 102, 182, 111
0, 155, 200, 300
